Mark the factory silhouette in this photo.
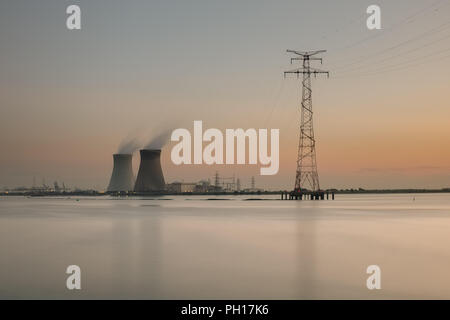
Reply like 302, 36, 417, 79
106, 147, 262, 195
107, 148, 165, 193
107, 154, 135, 192
134, 149, 166, 192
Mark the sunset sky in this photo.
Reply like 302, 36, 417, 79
1, 0, 449, 190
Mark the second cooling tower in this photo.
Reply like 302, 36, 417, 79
134, 149, 166, 192
107, 154, 135, 192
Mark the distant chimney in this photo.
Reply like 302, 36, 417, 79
134, 149, 165, 192
107, 154, 135, 192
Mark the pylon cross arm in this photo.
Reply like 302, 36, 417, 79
291, 57, 323, 64
286, 49, 326, 56
284, 68, 329, 76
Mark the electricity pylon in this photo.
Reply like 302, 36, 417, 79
284, 50, 329, 192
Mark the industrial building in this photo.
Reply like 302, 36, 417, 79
134, 149, 166, 192
107, 154, 135, 192
165, 180, 217, 193
166, 182, 197, 193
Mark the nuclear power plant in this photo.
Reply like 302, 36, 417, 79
134, 149, 166, 192
107, 154, 135, 192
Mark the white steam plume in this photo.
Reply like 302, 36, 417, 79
144, 128, 173, 150
117, 136, 142, 154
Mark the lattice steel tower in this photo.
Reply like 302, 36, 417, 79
284, 50, 329, 192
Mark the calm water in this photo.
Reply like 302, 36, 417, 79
1, 193, 450, 299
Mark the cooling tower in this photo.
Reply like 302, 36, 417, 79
107, 154, 135, 192
134, 149, 166, 192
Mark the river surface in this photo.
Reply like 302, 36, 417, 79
1, 193, 450, 299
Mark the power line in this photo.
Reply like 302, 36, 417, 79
332, 18, 450, 72
263, 76, 286, 128
328, 0, 449, 62
334, 31, 450, 75
333, 46, 450, 79
316, 10, 368, 42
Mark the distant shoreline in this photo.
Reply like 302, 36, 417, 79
1, 188, 449, 197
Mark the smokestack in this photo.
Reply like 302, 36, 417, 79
107, 154, 135, 192
134, 149, 166, 192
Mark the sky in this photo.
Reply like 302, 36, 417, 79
0, 0, 449, 190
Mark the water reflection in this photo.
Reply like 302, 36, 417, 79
1, 194, 450, 299
110, 208, 163, 298
295, 204, 317, 299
